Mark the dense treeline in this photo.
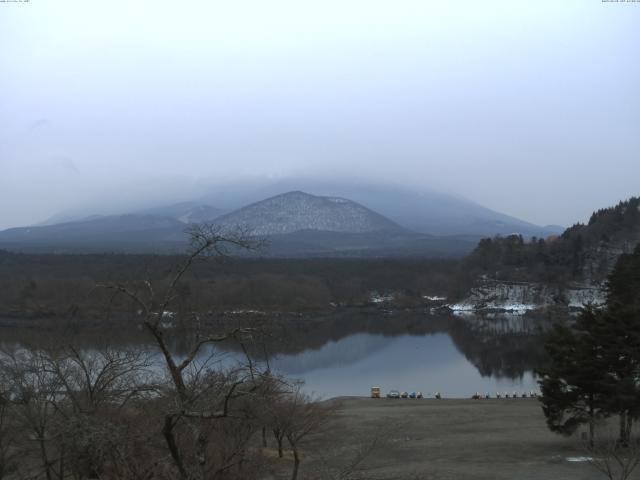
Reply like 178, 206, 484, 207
538, 244, 640, 446
460, 197, 640, 287
0, 251, 458, 318
2, 196, 638, 319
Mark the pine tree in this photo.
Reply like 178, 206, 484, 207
539, 244, 640, 445
537, 308, 609, 445
597, 244, 640, 445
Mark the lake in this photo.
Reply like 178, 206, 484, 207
269, 331, 538, 398
0, 310, 554, 399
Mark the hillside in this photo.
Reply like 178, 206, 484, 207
0, 191, 476, 257
0, 215, 187, 253
196, 179, 561, 237
28, 180, 559, 238
454, 197, 640, 303
213, 191, 402, 235
134, 202, 224, 224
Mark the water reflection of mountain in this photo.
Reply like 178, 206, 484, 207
226, 310, 559, 380
270, 333, 392, 374
0, 309, 562, 382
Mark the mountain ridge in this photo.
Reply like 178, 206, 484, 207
0, 187, 560, 257
29, 180, 559, 237
213, 191, 404, 236
196, 179, 561, 237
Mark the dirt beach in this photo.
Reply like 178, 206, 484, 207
285, 397, 615, 480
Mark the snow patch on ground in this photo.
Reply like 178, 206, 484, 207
450, 302, 535, 315
423, 295, 447, 301
449, 303, 476, 311
224, 309, 267, 315
370, 292, 395, 304
488, 303, 537, 313
566, 457, 592, 463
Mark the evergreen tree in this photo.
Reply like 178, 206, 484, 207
537, 308, 609, 445
539, 244, 640, 445
597, 244, 640, 445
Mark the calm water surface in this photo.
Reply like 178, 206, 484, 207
1, 311, 551, 399
270, 332, 538, 398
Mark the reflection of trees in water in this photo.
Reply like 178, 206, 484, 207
220, 310, 562, 380
446, 312, 561, 379
269, 333, 393, 375
0, 309, 567, 381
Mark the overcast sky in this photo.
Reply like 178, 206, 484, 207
1, 0, 638, 230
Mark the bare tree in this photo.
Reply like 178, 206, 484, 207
0, 225, 336, 480
265, 379, 291, 459
48, 346, 155, 414
49, 346, 158, 479
0, 384, 18, 480
0, 347, 64, 480
0, 343, 161, 480
97, 224, 270, 479
276, 385, 331, 480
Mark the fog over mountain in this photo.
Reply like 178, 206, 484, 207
1, 1, 639, 231
0, 184, 562, 256
193, 178, 560, 237
18, 177, 563, 238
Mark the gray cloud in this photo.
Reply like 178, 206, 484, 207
29, 118, 50, 131
0, 0, 638, 230
51, 156, 79, 174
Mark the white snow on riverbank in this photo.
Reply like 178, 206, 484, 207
448, 281, 606, 313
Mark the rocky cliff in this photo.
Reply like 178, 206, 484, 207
449, 279, 605, 313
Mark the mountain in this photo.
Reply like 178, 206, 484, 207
0, 215, 187, 253
213, 191, 402, 235
134, 202, 224, 224
2, 183, 560, 257
460, 196, 640, 287
0, 191, 477, 257
208, 191, 475, 257
39, 202, 223, 226
32, 178, 555, 238
259, 229, 474, 258
194, 178, 557, 237
39, 212, 107, 226
446, 196, 640, 312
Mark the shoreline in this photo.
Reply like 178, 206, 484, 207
301, 396, 604, 480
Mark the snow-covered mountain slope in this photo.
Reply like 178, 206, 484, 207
35, 179, 558, 238
0, 191, 477, 256
213, 191, 403, 235
196, 178, 559, 237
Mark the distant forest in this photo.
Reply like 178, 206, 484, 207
1, 197, 638, 319
0, 252, 457, 319
461, 197, 640, 285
